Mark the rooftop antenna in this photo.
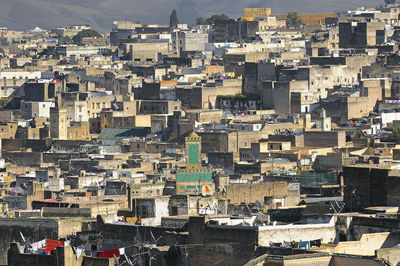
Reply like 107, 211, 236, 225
113, 254, 120, 266
150, 229, 162, 243
329, 202, 338, 214
335, 199, 344, 213
255, 200, 263, 210
124, 254, 133, 266
19, 231, 26, 243
245, 202, 251, 214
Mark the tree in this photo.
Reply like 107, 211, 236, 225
286, 12, 303, 28
385, 0, 396, 5
58, 36, 73, 45
389, 127, 400, 142
72, 29, 100, 44
170, 10, 179, 28
196, 17, 206, 25
206, 14, 230, 25
195, 14, 230, 25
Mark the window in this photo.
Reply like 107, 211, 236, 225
96, 103, 100, 109
75, 132, 78, 137
102, 103, 105, 108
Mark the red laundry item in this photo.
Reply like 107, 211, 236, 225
98, 249, 119, 258
46, 239, 64, 251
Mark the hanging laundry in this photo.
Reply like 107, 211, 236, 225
98, 249, 119, 258
45, 238, 64, 251
75, 247, 85, 258
30, 239, 46, 250
119, 247, 125, 255
299, 241, 310, 249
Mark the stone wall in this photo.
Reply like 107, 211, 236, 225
257, 217, 336, 245
0, 218, 59, 265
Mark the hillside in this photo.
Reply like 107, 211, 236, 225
0, 0, 382, 32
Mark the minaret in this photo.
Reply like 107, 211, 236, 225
50, 96, 67, 140
321, 108, 331, 131
185, 132, 201, 168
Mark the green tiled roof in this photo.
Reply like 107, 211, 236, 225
97, 127, 150, 140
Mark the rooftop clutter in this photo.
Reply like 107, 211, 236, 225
1, 4, 400, 266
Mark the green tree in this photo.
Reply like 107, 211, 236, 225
170, 10, 179, 28
72, 29, 100, 44
58, 36, 73, 45
389, 127, 400, 142
196, 17, 206, 25
286, 12, 303, 28
206, 14, 230, 25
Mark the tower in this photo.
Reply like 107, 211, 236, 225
185, 132, 201, 168
321, 108, 331, 131
176, 132, 214, 195
50, 97, 67, 140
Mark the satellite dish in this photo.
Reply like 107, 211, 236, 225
255, 200, 263, 209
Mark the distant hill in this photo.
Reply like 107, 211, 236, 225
0, 0, 382, 32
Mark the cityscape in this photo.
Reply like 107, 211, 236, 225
2, 1, 400, 265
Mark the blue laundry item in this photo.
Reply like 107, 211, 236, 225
299, 241, 310, 249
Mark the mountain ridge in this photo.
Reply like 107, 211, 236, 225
0, 0, 382, 32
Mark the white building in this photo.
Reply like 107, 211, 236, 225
21, 101, 55, 119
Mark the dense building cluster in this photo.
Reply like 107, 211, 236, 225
2, 4, 400, 266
